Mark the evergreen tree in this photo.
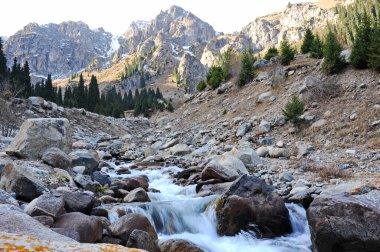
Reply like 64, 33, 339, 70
282, 96, 304, 125
310, 36, 324, 59
322, 29, 345, 74
140, 71, 146, 88
264, 47, 279, 61
10, 58, 22, 94
279, 40, 296, 66
44, 74, 55, 102
21, 61, 32, 98
76, 73, 86, 108
368, 23, 380, 71
87, 75, 100, 112
206, 66, 224, 89
301, 28, 315, 54
57, 87, 63, 105
0, 38, 8, 79
350, 13, 372, 69
237, 49, 255, 87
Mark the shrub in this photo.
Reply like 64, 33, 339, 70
264, 47, 279, 60
368, 23, 380, 72
322, 29, 346, 74
167, 102, 174, 112
279, 40, 296, 66
197, 80, 207, 92
282, 96, 304, 125
310, 36, 324, 59
237, 49, 255, 87
350, 13, 372, 69
207, 66, 224, 89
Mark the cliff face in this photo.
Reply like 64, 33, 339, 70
3, 21, 114, 78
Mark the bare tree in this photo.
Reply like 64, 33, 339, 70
0, 99, 20, 137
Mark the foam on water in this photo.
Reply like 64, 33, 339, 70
107, 164, 312, 252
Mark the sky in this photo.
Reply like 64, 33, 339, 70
1, 0, 315, 37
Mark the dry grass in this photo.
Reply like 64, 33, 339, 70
304, 163, 351, 180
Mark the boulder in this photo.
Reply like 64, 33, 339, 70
92, 171, 111, 186
33, 215, 54, 227
69, 150, 99, 175
109, 213, 158, 245
287, 186, 313, 208
127, 230, 159, 252
256, 146, 269, 157
216, 175, 292, 238
257, 91, 272, 103
310, 119, 327, 129
56, 189, 95, 214
6, 118, 72, 159
258, 120, 271, 134
201, 155, 248, 182
159, 239, 205, 252
225, 147, 263, 167
236, 123, 251, 137
169, 144, 191, 156
53, 212, 103, 243
123, 188, 151, 203
0, 204, 74, 242
74, 174, 100, 192
269, 147, 291, 158
0, 189, 19, 206
160, 139, 179, 150
25, 193, 66, 219
307, 183, 380, 252
27, 96, 45, 106
0, 163, 48, 202
42, 147, 71, 169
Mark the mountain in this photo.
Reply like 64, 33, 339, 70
3, 21, 115, 78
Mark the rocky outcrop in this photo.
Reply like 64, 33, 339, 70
307, 182, 380, 252
4, 21, 114, 78
216, 175, 292, 238
6, 118, 72, 160
178, 53, 207, 93
0, 232, 144, 252
0, 163, 48, 201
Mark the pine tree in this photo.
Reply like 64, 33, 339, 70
44, 74, 55, 102
322, 29, 345, 74
0, 38, 8, 79
301, 28, 315, 54
57, 87, 63, 105
310, 36, 324, 59
350, 13, 372, 69
237, 48, 255, 87
87, 75, 100, 112
282, 96, 304, 125
21, 61, 32, 98
140, 71, 146, 88
279, 40, 296, 66
368, 23, 380, 71
264, 47, 278, 61
77, 73, 86, 108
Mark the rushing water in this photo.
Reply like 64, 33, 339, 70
105, 164, 312, 252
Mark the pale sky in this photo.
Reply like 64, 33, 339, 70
1, 0, 314, 37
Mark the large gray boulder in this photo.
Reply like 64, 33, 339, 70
53, 212, 103, 243
169, 144, 192, 156
0, 204, 74, 242
6, 118, 72, 159
69, 150, 99, 174
127, 230, 160, 252
123, 187, 151, 203
109, 213, 157, 245
201, 155, 248, 182
224, 147, 263, 167
307, 183, 380, 252
216, 175, 291, 238
160, 239, 205, 252
56, 189, 95, 214
0, 163, 49, 202
25, 193, 66, 219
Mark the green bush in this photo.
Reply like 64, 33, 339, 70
207, 66, 224, 89
368, 24, 380, 72
237, 49, 255, 87
264, 47, 279, 60
197, 80, 207, 92
322, 29, 346, 74
282, 96, 304, 125
310, 36, 324, 59
279, 40, 296, 66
